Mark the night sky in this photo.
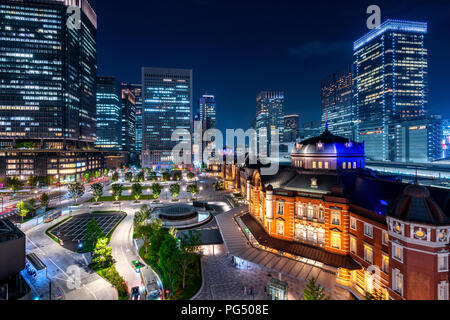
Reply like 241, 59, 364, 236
91, 0, 450, 133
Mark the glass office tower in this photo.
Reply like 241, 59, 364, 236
199, 94, 217, 131
256, 91, 285, 154
353, 20, 428, 161
96, 77, 122, 151
0, 0, 103, 183
129, 84, 143, 154
284, 114, 300, 143
141, 67, 193, 169
120, 86, 136, 155
321, 66, 355, 140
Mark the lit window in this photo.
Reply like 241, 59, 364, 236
393, 269, 404, 296
381, 231, 389, 245
350, 217, 357, 231
392, 243, 403, 263
318, 162, 323, 169
353, 162, 357, 169
307, 205, 314, 220
313, 161, 317, 169
331, 232, 341, 249
331, 211, 341, 226
277, 220, 284, 236
277, 202, 284, 216
364, 245, 373, 264
438, 281, 449, 301
364, 223, 373, 238
350, 237, 357, 254
438, 254, 449, 272
342, 162, 346, 169
382, 255, 389, 274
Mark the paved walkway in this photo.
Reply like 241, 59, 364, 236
199, 206, 354, 300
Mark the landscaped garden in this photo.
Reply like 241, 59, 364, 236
134, 205, 203, 300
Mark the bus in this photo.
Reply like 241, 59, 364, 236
43, 211, 62, 223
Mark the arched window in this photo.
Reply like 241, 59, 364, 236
318, 206, 325, 222
296, 202, 303, 218
307, 205, 314, 220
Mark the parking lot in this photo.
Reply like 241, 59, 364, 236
50, 212, 125, 251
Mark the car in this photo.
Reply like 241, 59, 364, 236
131, 287, 140, 300
131, 260, 145, 273
149, 289, 161, 300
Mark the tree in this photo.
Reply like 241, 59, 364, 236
172, 171, 182, 181
90, 183, 104, 203
40, 193, 49, 208
170, 184, 180, 198
162, 172, 170, 182
131, 182, 143, 201
179, 230, 202, 289
111, 183, 123, 201
187, 184, 199, 197
16, 201, 31, 222
111, 172, 119, 183
125, 172, 133, 183
85, 219, 104, 252
68, 182, 85, 205
159, 232, 182, 297
27, 175, 38, 187
134, 205, 151, 235
8, 176, 23, 193
151, 183, 163, 199
187, 172, 195, 180
92, 237, 113, 268
302, 277, 329, 300
135, 171, 144, 182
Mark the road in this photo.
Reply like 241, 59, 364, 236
23, 204, 118, 300
18, 173, 221, 300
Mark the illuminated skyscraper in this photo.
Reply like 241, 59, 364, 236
353, 20, 429, 161
256, 91, 285, 153
96, 77, 122, 151
120, 86, 136, 155
321, 66, 355, 140
128, 84, 143, 153
199, 94, 217, 131
284, 114, 300, 143
141, 67, 193, 168
0, 0, 103, 183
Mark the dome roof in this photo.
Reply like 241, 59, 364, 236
292, 129, 364, 156
390, 184, 450, 225
404, 184, 431, 198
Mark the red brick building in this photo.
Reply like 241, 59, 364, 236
221, 129, 450, 300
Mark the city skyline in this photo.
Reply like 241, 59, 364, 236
91, 0, 450, 133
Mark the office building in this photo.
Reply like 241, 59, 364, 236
394, 115, 443, 163
199, 94, 217, 131
256, 91, 285, 153
0, 220, 31, 300
120, 86, 136, 156
96, 77, 122, 151
321, 66, 355, 140
353, 20, 429, 161
0, 0, 103, 184
141, 67, 193, 169
298, 120, 322, 142
284, 114, 300, 143
129, 84, 143, 154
